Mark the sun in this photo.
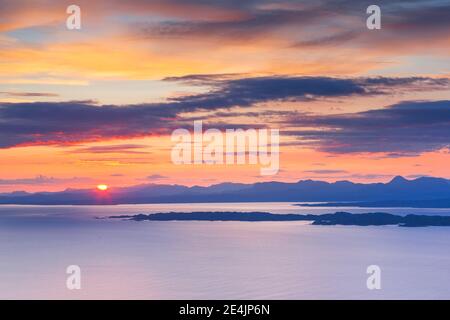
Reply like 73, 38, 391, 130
97, 184, 108, 191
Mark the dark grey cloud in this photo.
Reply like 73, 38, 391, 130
138, 8, 328, 41
284, 100, 450, 154
0, 91, 59, 97
0, 100, 179, 148
166, 75, 449, 108
348, 174, 394, 180
304, 170, 348, 174
71, 144, 150, 154
382, 1, 450, 32
301, 1, 450, 50
146, 174, 167, 180
302, 173, 395, 180
0, 76, 448, 149
0, 175, 91, 185
292, 31, 359, 48
132, 0, 450, 50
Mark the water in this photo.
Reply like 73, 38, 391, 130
0, 203, 449, 299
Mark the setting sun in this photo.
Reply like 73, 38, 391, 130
97, 184, 108, 191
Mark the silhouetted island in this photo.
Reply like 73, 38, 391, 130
107, 211, 450, 227
296, 198, 450, 208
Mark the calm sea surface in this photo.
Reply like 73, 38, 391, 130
0, 203, 449, 299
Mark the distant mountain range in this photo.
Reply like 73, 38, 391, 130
0, 176, 449, 206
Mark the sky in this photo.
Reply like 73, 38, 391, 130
0, 0, 449, 192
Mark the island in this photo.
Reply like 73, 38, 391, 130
106, 211, 450, 227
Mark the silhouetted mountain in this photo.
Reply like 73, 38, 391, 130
0, 176, 449, 205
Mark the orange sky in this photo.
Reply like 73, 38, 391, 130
0, 0, 449, 192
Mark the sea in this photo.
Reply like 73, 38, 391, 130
0, 202, 449, 299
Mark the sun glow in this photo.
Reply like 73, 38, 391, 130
97, 184, 108, 191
